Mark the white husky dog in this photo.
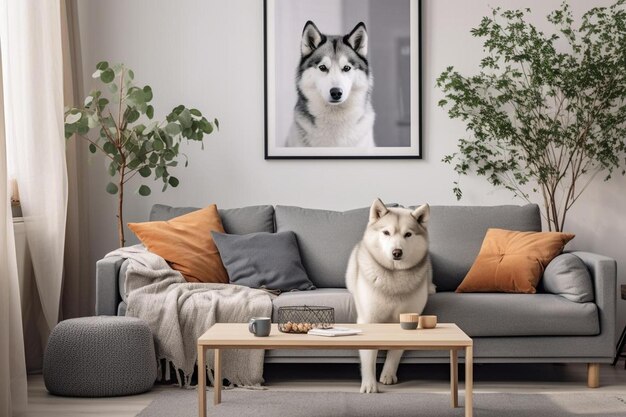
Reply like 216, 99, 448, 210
286, 21, 375, 147
346, 199, 435, 393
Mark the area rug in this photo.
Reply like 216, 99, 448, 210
138, 389, 626, 416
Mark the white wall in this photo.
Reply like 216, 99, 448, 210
75, 0, 625, 333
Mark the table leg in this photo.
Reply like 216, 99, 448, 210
465, 346, 473, 417
450, 349, 458, 408
214, 349, 222, 405
198, 345, 206, 417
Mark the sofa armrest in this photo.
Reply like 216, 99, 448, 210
570, 251, 617, 346
96, 256, 124, 315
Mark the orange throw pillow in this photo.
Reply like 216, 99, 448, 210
456, 228, 575, 294
128, 204, 229, 283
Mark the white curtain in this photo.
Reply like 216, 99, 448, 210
0, 0, 68, 331
0, 44, 28, 417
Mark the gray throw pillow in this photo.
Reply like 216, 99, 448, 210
540, 253, 594, 303
211, 231, 315, 292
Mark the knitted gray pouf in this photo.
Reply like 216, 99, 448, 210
43, 316, 157, 397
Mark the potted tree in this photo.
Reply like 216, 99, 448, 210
65, 62, 219, 246
437, 1, 626, 231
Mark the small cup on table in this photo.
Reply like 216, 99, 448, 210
399, 313, 420, 330
419, 315, 437, 329
248, 317, 271, 337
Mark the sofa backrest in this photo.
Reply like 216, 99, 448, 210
149, 203, 541, 291
415, 204, 542, 291
274, 205, 377, 288
149, 204, 275, 234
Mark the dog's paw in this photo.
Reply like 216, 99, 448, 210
428, 283, 437, 295
379, 372, 398, 385
360, 380, 379, 393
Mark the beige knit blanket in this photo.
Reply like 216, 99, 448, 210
106, 245, 274, 387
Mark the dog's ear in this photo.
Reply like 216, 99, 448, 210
301, 21, 324, 56
369, 198, 389, 223
411, 204, 430, 226
344, 22, 368, 57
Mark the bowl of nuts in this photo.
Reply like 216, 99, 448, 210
277, 306, 335, 333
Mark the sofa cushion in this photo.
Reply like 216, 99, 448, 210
274, 205, 395, 288
540, 253, 594, 303
128, 205, 229, 283
423, 292, 599, 336
272, 288, 357, 323
456, 229, 575, 294
212, 231, 315, 291
150, 204, 275, 234
410, 204, 542, 292
271, 289, 598, 337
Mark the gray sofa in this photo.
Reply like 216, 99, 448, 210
96, 203, 617, 386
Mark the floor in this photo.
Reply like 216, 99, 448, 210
21, 362, 626, 417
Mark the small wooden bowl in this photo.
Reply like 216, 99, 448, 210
419, 315, 437, 329
399, 313, 419, 330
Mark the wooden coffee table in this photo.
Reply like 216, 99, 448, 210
197, 323, 473, 417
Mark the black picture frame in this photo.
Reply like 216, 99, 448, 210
264, 0, 422, 159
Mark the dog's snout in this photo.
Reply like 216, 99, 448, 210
330, 87, 343, 100
392, 249, 403, 260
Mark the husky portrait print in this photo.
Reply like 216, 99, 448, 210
264, 0, 422, 159
286, 21, 376, 148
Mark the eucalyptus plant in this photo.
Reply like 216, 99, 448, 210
437, 1, 626, 232
65, 62, 218, 246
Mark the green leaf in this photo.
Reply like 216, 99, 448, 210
168, 176, 179, 187
127, 88, 146, 106
146, 105, 154, 119
126, 109, 140, 124
138, 185, 151, 196
96, 61, 109, 70
106, 182, 118, 194
65, 122, 77, 133
153, 138, 164, 151
100, 68, 115, 83
65, 112, 82, 124
139, 166, 151, 177
165, 123, 181, 135
89, 143, 97, 153
177, 109, 192, 128
127, 158, 141, 170
84, 96, 94, 107
143, 86, 153, 102
77, 124, 89, 135
214, 118, 219, 130
128, 69, 134, 80
155, 166, 165, 178
98, 98, 109, 110
103, 141, 117, 155
108, 161, 117, 176
190, 109, 201, 117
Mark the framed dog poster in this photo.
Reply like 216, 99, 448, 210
264, 0, 422, 159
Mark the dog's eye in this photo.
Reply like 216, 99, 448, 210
382, 231, 390, 236
318, 65, 328, 72
342, 65, 351, 72
404, 232, 412, 238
